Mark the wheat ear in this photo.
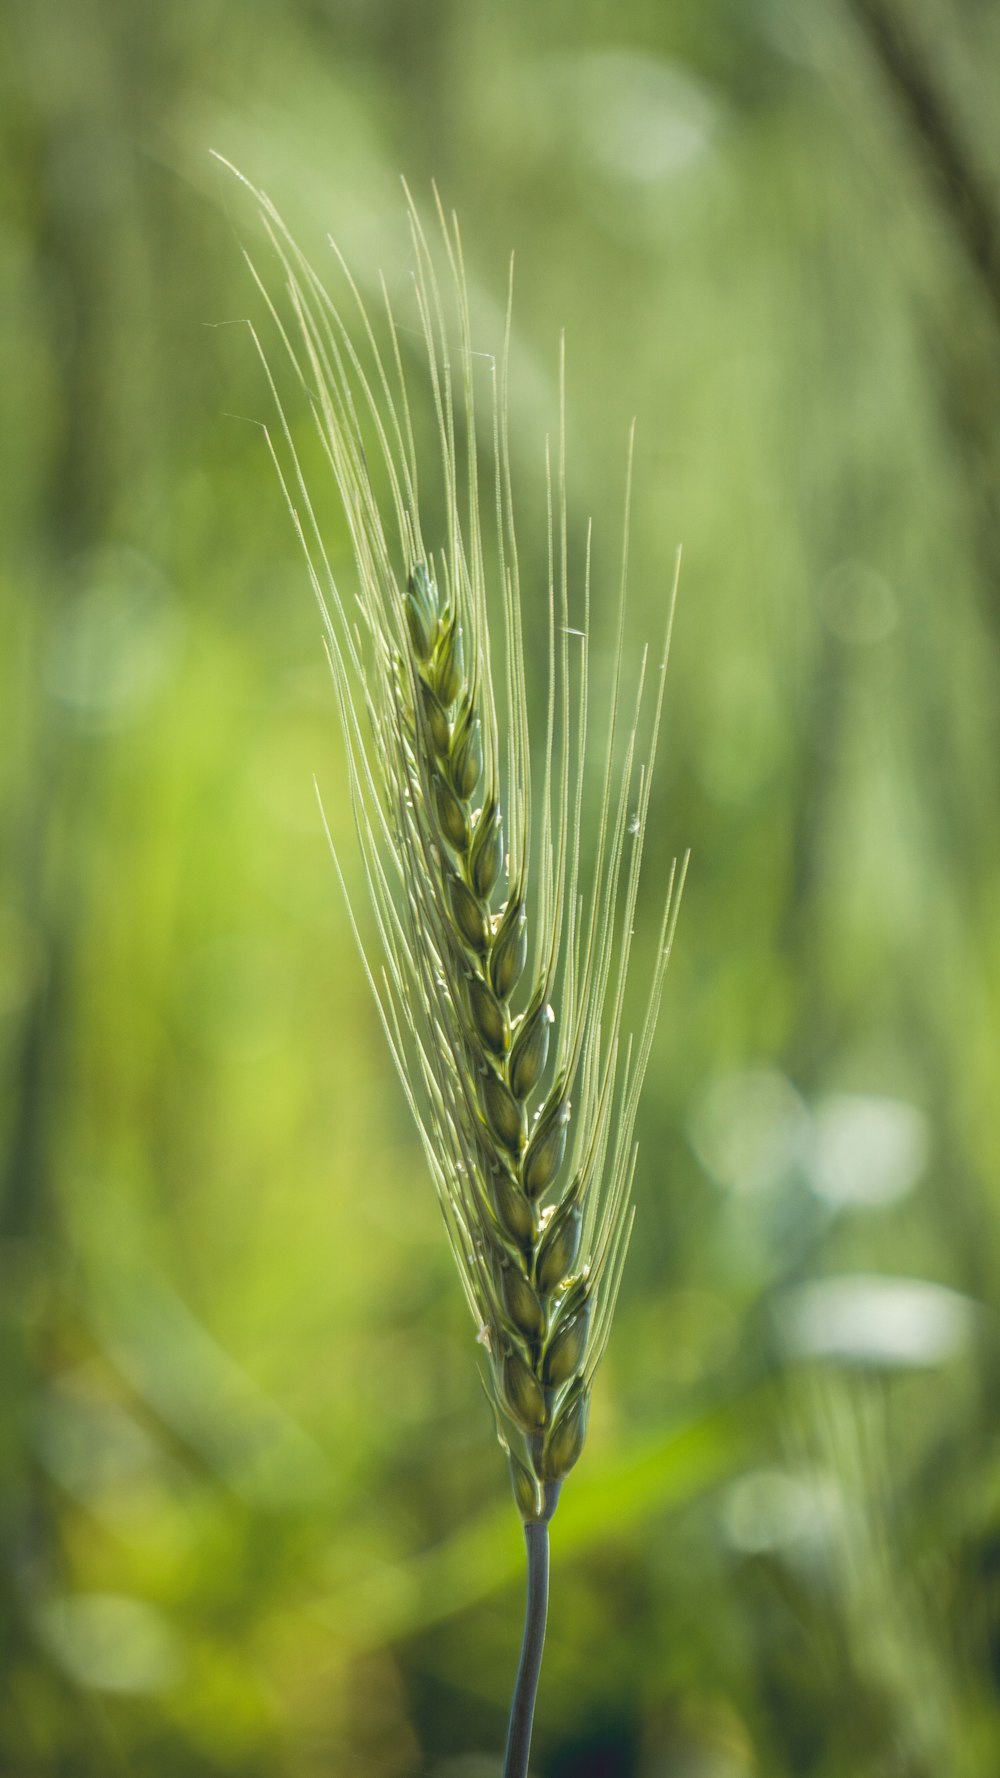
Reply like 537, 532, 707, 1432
222, 160, 687, 1776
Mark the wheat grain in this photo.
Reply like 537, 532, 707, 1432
222, 159, 687, 1774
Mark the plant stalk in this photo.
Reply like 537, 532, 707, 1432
503, 1485, 560, 1778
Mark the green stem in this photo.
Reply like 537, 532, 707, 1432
502, 1485, 560, 1778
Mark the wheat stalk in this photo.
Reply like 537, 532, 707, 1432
222, 160, 687, 1776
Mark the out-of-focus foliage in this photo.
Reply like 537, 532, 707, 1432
3, 0, 1000, 1772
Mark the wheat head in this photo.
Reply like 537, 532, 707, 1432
227, 165, 687, 1527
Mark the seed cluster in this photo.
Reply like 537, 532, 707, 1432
240, 176, 685, 1534
402, 562, 589, 1518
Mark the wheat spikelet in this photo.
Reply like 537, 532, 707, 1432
224, 166, 688, 1534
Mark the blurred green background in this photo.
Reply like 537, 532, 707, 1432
3, 0, 1000, 1772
